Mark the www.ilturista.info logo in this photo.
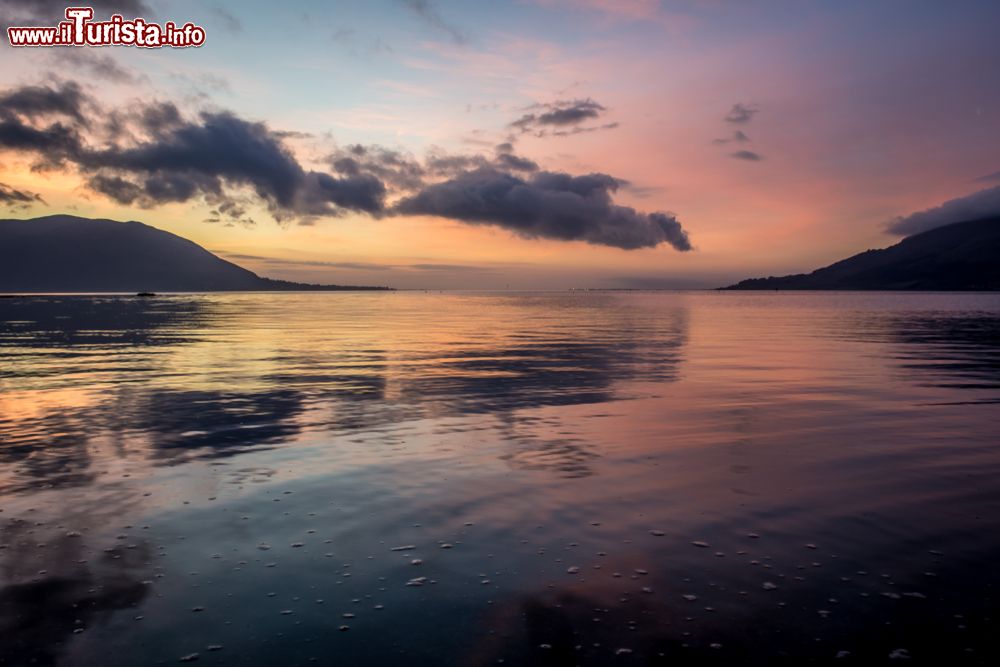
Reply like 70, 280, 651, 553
7, 7, 206, 48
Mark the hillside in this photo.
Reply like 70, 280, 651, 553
0, 215, 390, 292
723, 217, 1000, 290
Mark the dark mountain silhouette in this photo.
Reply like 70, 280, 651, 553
0, 215, 390, 292
723, 217, 1000, 290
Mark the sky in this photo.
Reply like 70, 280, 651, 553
1, 0, 999, 289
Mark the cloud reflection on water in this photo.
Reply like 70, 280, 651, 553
0, 293, 690, 488
2, 293, 1000, 666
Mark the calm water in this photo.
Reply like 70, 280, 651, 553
2, 291, 999, 666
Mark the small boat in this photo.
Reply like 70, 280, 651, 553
136, 292, 157, 297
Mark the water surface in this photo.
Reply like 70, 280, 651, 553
2, 291, 999, 665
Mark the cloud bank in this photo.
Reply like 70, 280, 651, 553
730, 149, 763, 161
0, 80, 692, 251
394, 168, 691, 251
0, 82, 386, 222
886, 185, 1000, 236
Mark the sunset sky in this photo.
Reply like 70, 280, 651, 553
2, 0, 999, 288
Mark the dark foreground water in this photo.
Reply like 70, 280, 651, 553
1, 291, 999, 666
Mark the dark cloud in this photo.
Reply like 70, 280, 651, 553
82, 110, 305, 208
0, 82, 385, 218
398, 0, 466, 45
0, 181, 44, 208
135, 100, 183, 133
493, 142, 538, 171
730, 149, 763, 161
509, 99, 614, 136
330, 141, 541, 187
535, 99, 605, 126
0, 81, 87, 167
204, 199, 255, 227
0, 119, 80, 160
724, 102, 760, 124
330, 144, 426, 190
394, 167, 691, 251
495, 152, 539, 172
331, 141, 542, 186
0, 80, 87, 122
712, 129, 751, 145
0, 80, 693, 251
425, 151, 490, 176
299, 171, 386, 214
86, 174, 144, 204
886, 185, 1000, 236
222, 202, 253, 225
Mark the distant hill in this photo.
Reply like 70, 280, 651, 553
723, 217, 1000, 290
0, 215, 390, 292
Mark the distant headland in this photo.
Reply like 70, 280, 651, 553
0, 215, 392, 293
723, 216, 1000, 291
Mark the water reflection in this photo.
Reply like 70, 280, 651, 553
837, 308, 1000, 402
2, 292, 1000, 665
888, 312, 1000, 395
127, 388, 307, 462
0, 408, 95, 493
497, 428, 598, 478
1, 293, 690, 490
0, 295, 209, 350
393, 324, 687, 413
0, 514, 152, 666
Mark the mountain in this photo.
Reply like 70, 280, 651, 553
723, 217, 1000, 290
0, 215, 390, 292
